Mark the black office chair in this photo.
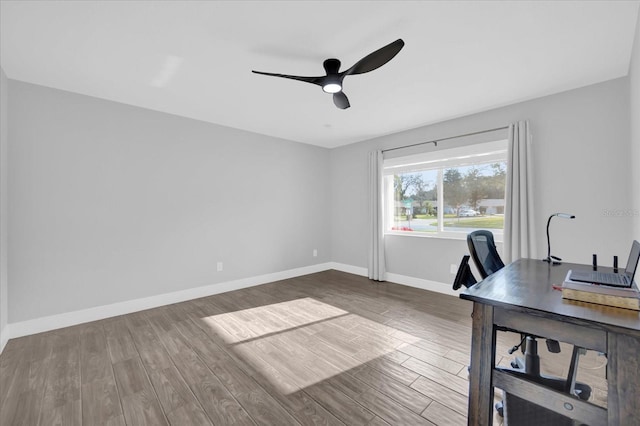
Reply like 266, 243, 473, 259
467, 230, 504, 279
466, 230, 591, 424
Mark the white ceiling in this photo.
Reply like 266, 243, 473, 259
1, 1, 638, 148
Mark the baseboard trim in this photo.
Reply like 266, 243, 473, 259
328, 263, 456, 296
328, 262, 456, 297
8, 262, 333, 340
0, 325, 9, 353
386, 272, 458, 297
328, 262, 368, 277
2, 262, 458, 349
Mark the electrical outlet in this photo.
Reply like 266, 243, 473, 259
217, 262, 223, 272
450, 263, 458, 274
313, 249, 318, 257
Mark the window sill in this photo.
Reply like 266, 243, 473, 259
385, 230, 504, 244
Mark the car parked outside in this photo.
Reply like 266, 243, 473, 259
459, 209, 479, 217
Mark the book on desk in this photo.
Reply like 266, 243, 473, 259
562, 271, 640, 310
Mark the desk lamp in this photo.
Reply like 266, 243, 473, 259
543, 213, 575, 265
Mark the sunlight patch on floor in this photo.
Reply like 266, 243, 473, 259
200, 297, 421, 394
200, 297, 348, 344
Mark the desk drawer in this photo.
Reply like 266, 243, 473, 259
494, 308, 607, 352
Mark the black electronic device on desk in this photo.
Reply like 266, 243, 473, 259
569, 240, 640, 287
452, 255, 477, 290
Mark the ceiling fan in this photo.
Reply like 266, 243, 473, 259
252, 39, 405, 109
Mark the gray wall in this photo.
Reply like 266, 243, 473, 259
0, 68, 8, 342
8, 81, 330, 323
3, 59, 637, 325
331, 78, 632, 289
631, 10, 640, 242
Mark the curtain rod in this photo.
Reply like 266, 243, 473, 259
382, 125, 509, 153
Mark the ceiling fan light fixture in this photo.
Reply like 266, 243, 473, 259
252, 38, 404, 109
322, 83, 342, 93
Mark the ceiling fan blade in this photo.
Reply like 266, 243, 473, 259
345, 39, 405, 76
252, 70, 324, 86
333, 92, 350, 109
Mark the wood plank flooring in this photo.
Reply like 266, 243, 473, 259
0, 270, 608, 425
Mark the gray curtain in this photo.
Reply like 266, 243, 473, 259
504, 121, 536, 263
368, 150, 386, 281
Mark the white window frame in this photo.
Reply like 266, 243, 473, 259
383, 139, 508, 241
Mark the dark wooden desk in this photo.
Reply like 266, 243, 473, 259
460, 258, 640, 426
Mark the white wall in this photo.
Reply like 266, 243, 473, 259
631, 9, 640, 242
0, 68, 8, 349
331, 78, 632, 291
8, 81, 331, 324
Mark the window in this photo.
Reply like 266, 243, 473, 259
383, 140, 508, 239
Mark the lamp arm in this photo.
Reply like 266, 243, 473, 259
544, 213, 575, 264
546, 214, 555, 261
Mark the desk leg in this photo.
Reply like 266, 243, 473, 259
468, 302, 496, 426
607, 333, 640, 425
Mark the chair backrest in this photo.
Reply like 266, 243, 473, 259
453, 255, 477, 290
467, 230, 505, 279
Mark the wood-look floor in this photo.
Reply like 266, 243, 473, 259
0, 270, 607, 425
